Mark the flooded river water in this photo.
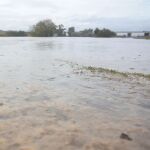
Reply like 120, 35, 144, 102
0, 37, 150, 150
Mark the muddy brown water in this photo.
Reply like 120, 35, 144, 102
0, 37, 150, 150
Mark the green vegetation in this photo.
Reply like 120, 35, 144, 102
79, 29, 93, 37
145, 37, 150, 40
94, 28, 116, 37
67, 27, 116, 37
61, 60, 150, 80
6, 31, 27, 36
0, 18, 149, 38
82, 66, 128, 77
57, 24, 66, 37
82, 66, 150, 79
132, 72, 150, 79
0, 19, 116, 37
68, 28, 94, 37
0, 30, 27, 37
0, 30, 6, 36
30, 20, 67, 37
30, 19, 57, 37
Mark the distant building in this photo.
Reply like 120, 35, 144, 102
116, 31, 150, 38
116, 32, 128, 37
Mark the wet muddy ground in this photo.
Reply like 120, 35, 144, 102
0, 37, 150, 150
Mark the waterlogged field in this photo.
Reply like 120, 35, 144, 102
0, 37, 150, 150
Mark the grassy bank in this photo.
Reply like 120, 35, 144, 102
57, 59, 150, 80
82, 66, 150, 80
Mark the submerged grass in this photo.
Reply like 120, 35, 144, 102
132, 72, 150, 79
82, 66, 150, 80
83, 66, 128, 77
58, 59, 150, 80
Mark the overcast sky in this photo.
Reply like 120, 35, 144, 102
0, 0, 150, 31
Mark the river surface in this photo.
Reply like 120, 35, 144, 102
0, 37, 150, 74
0, 37, 150, 150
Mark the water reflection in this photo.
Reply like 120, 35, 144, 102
36, 41, 55, 50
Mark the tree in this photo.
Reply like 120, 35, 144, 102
30, 19, 57, 37
68, 27, 75, 37
79, 29, 94, 37
57, 24, 66, 36
94, 28, 99, 36
94, 28, 116, 37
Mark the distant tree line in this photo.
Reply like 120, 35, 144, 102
68, 27, 94, 37
94, 28, 116, 37
0, 19, 116, 37
0, 30, 28, 37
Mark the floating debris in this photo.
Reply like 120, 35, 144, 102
0, 103, 4, 106
120, 133, 132, 141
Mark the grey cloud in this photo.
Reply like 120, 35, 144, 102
0, 0, 149, 31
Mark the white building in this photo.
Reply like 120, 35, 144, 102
116, 31, 150, 37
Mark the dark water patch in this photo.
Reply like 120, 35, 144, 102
130, 68, 135, 70
1, 96, 19, 102
78, 83, 95, 90
84, 98, 121, 116
0, 115, 12, 120
46, 107, 68, 121
139, 102, 150, 110
0, 111, 19, 120
7, 143, 21, 150
25, 94, 51, 102
47, 77, 56, 81
0, 103, 4, 106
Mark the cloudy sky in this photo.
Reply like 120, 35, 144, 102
0, 0, 150, 31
